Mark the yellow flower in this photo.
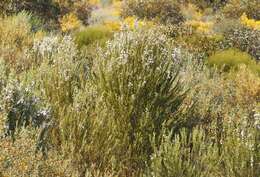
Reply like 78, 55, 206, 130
185, 20, 213, 34
240, 13, 260, 30
59, 13, 81, 32
104, 21, 121, 31
124, 16, 136, 29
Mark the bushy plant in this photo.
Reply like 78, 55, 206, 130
207, 48, 259, 73
59, 13, 81, 32
0, 0, 60, 20
163, 24, 227, 58
224, 26, 260, 60
56, 29, 193, 175
56, 0, 92, 25
121, 0, 184, 24
0, 12, 35, 72
74, 26, 112, 48
184, 0, 228, 10
223, 0, 260, 20
147, 124, 259, 177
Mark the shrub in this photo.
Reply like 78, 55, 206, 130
57, 29, 192, 175
207, 48, 259, 73
224, 26, 260, 60
74, 26, 112, 48
0, 0, 60, 20
59, 13, 81, 32
147, 124, 259, 177
56, 0, 92, 25
0, 12, 34, 72
223, 0, 260, 20
121, 0, 184, 24
184, 0, 228, 10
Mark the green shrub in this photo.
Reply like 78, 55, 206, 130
207, 48, 259, 73
74, 26, 112, 48
57, 29, 192, 175
147, 124, 259, 177
121, 0, 184, 24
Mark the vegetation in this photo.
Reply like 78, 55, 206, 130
207, 48, 260, 74
0, 0, 259, 176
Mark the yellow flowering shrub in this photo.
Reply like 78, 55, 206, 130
240, 13, 260, 30
185, 20, 214, 34
103, 16, 154, 32
59, 13, 81, 32
123, 16, 155, 30
104, 21, 121, 31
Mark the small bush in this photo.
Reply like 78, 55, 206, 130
207, 48, 259, 73
74, 26, 112, 48
121, 0, 184, 24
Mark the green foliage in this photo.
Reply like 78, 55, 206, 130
207, 48, 259, 73
147, 124, 259, 177
1, 2, 260, 176
74, 26, 112, 48
57, 29, 191, 175
121, 0, 184, 24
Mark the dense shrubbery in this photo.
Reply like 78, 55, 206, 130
224, 26, 260, 61
223, 0, 260, 20
121, 0, 184, 24
1, 1, 260, 176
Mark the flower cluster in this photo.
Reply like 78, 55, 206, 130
240, 13, 260, 30
185, 20, 214, 34
32, 35, 78, 63
59, 13, 81, 32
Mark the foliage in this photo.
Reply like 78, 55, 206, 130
74, 25, 112, 48
184, 0, 228, 10
121, 0, 184, 24
223, 0, 260, 20
224, 26, 260, 60
147, 124, 259, 177
59, 13, 81, 32
56, 0, 92, 25
0, 0, 60, 20
207, 48, 259, 73
1, 1, 260, 176
0, 12, 35, 72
